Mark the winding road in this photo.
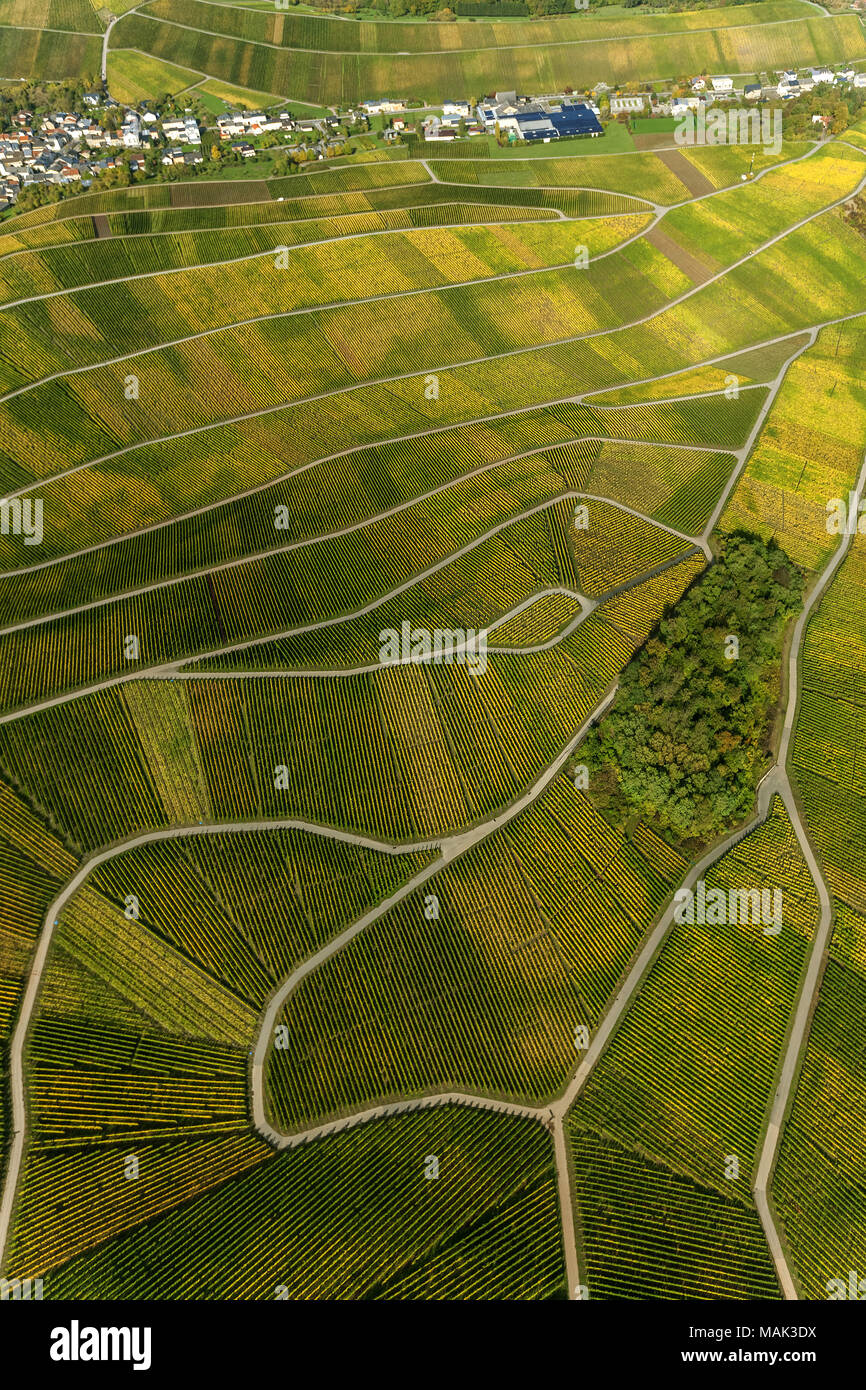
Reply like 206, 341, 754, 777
0, 115, 862, 1299
0, 433, 855, 1295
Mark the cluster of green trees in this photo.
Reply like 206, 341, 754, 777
775, 82, 866, 140
0, 78, 98, 124
583, 534, 803, 845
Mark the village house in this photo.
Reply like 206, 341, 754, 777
671, 95, 703, 113
121, 113, 141, 147
361, 98, 406, 115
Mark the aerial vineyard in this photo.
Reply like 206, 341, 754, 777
721, 317, 866, 571
569, 801, 817, 1196
0, 556, 701, 846
3, 10, 866, 1309
566, 801, 817, 1297
773, 904, 866, 1298
0, 23, 101, 81
265, 775, 687, 1128
3, 179, 860, 522
131, 0, 813, 55
0, 0, 104, 31
109, 7, 866, 106
569, 1131, 781, 1300
2, 826, 434, 1275
0, 211, 648, 307
33, 1107, 567, 1299
0, 457, 710, 711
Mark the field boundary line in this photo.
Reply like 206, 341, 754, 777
1, 151, 859, 443
0, 481, 709, 635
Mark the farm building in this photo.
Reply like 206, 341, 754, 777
515, 104, 602, 141
610, 96, 645, 114
478, 97, 602, 140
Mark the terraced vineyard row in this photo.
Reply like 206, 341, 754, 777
566, 800, 818, 1297
0, 556, 704, 850
1, 220, 658, 391
266, 776, 686, 1127
0, 449, 717, 708
0, 213, 649, 305
774, 906, 866, 1298
110, 6, 866, 106
34, 1108, 566, 1299
2, 190, 861, 510
133, 0, 808, 56
0, 23, 101, 82
3, 826, 434, 1277
0, 396, 739, 602
3, 40, 866, 1305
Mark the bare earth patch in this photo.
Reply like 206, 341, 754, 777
644, 223, 720, 285
654, 148, 716, 199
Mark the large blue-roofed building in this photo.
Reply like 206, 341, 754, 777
514, 102, 603, 141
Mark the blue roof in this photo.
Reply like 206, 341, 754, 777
549, 106, 602, 135
515, 103, 602, 139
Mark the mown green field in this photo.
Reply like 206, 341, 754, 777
197, 75, 286, 110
